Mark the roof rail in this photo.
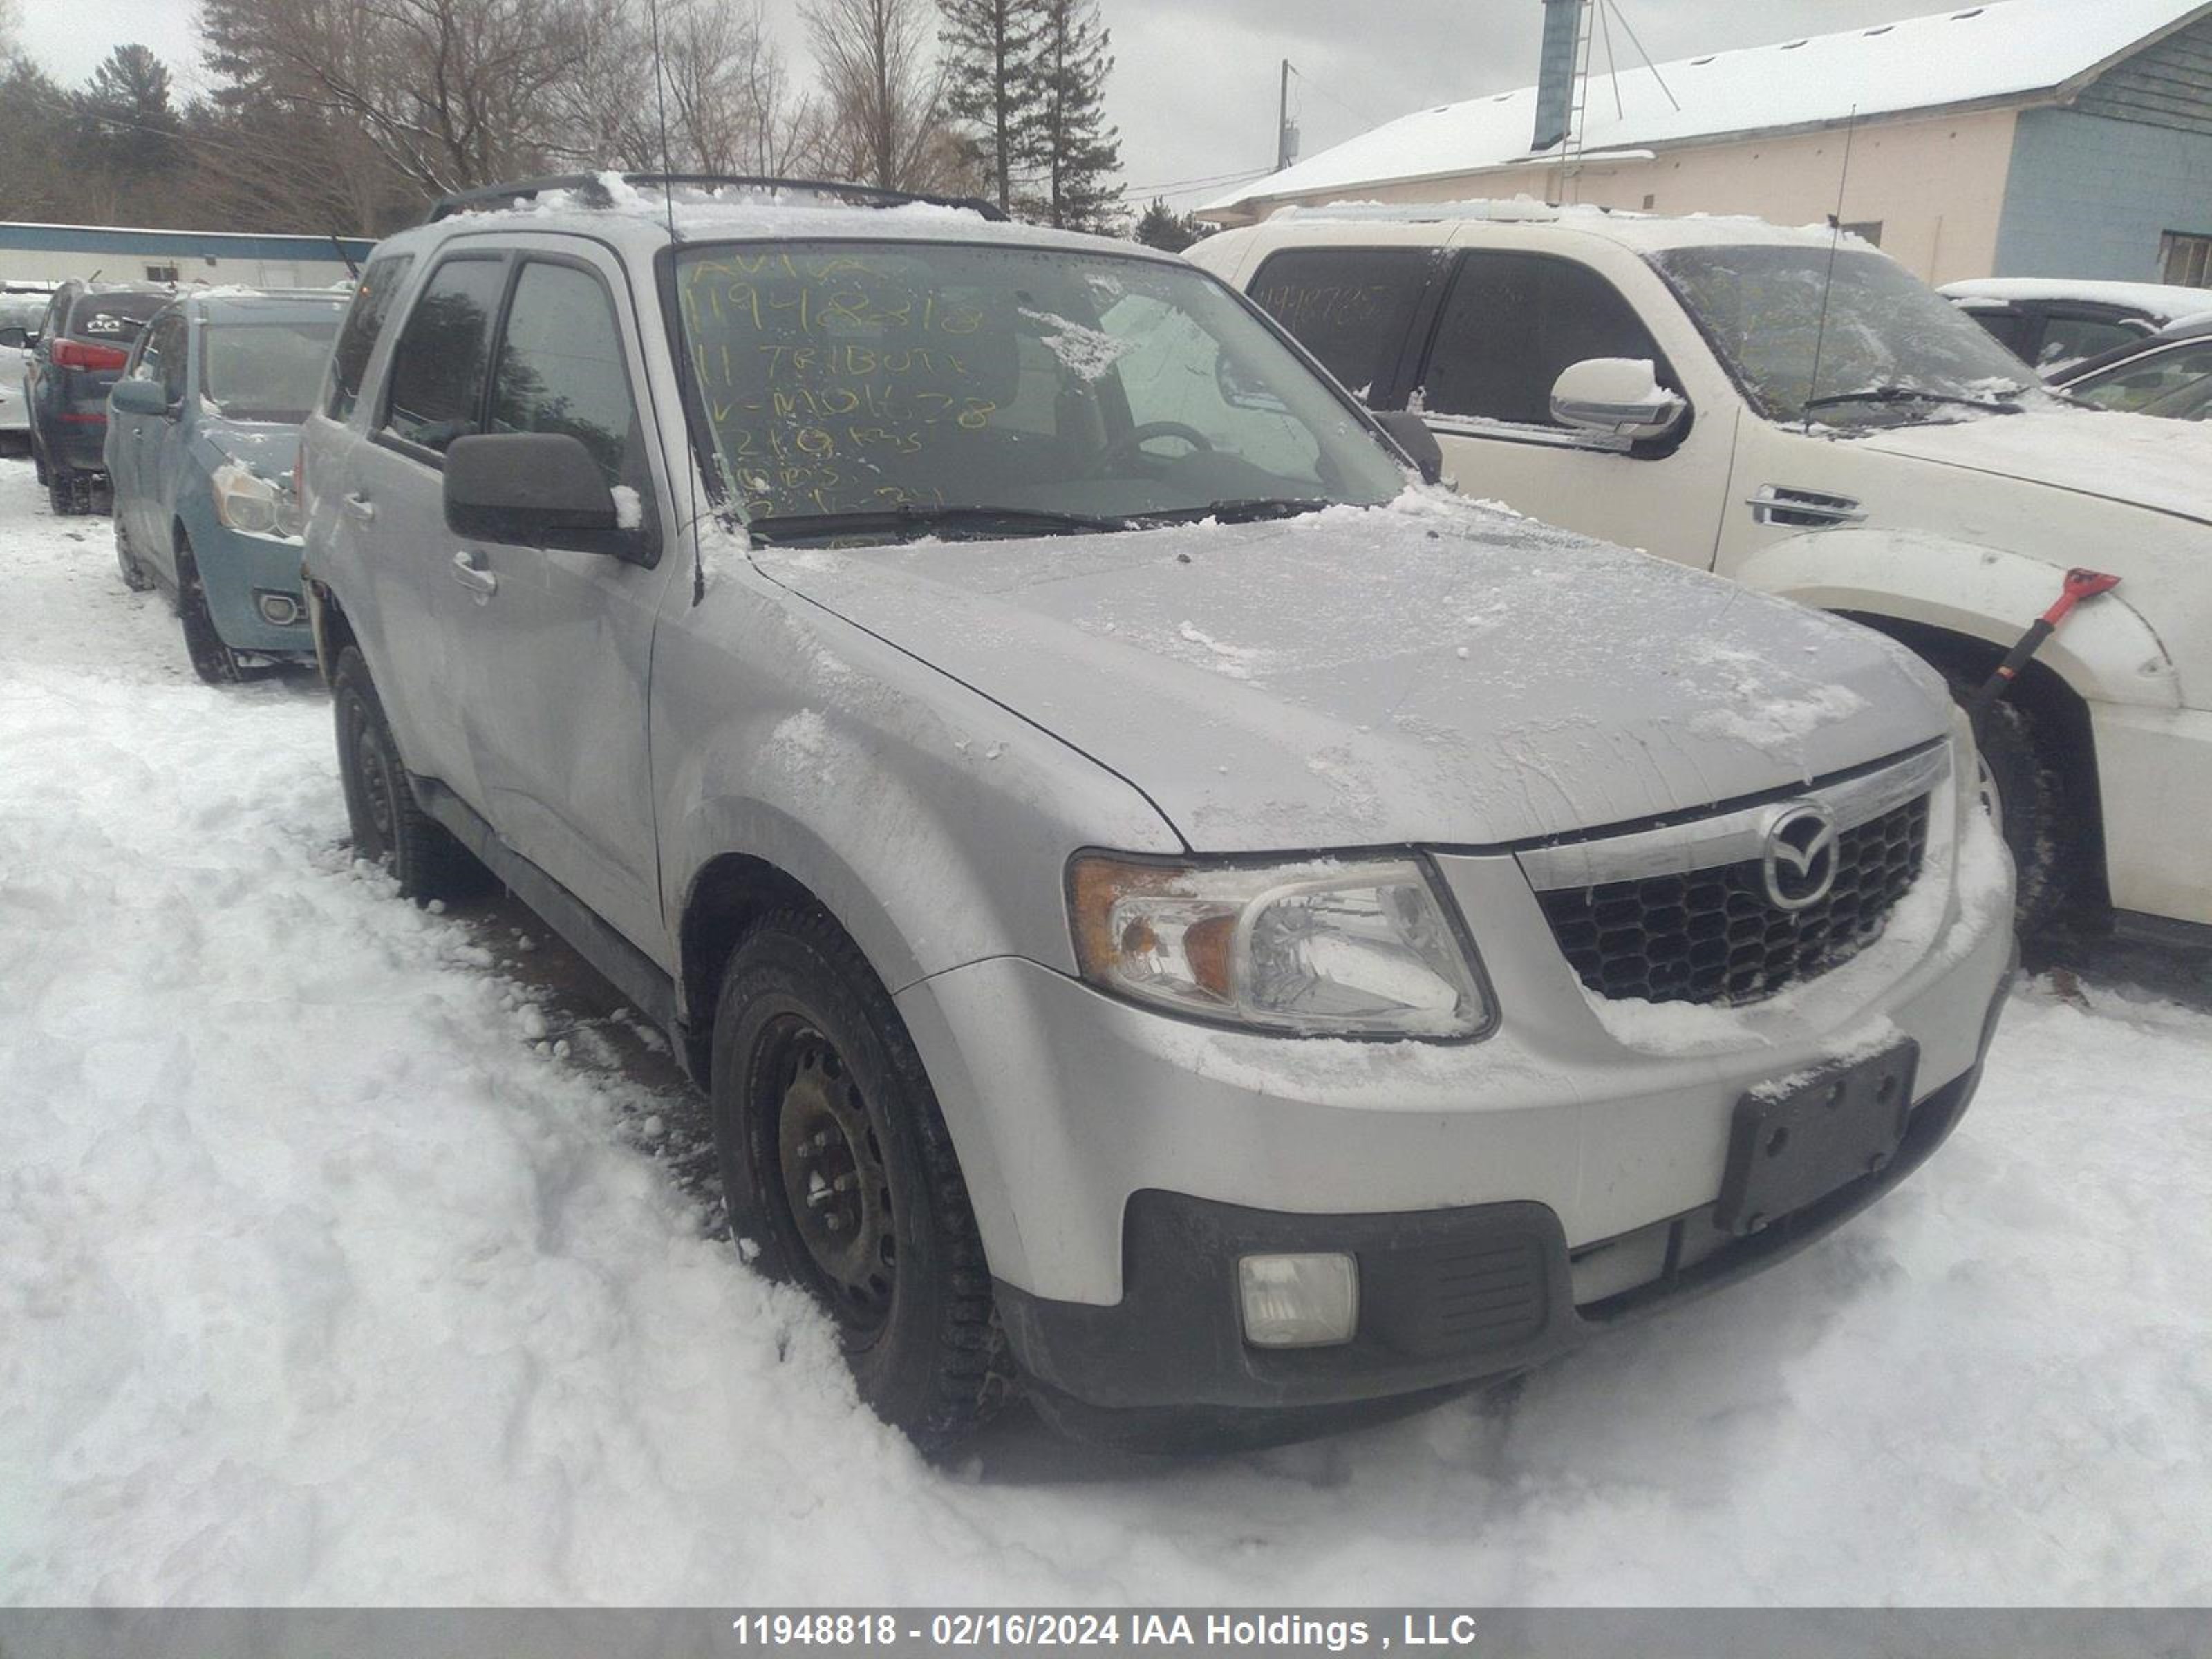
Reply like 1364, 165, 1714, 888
425, 172, 1008, 225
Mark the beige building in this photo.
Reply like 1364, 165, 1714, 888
1202, 0, 2212, 290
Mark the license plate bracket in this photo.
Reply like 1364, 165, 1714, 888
1716, 1040, 1920, 1236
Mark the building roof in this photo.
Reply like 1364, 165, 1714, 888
1203, 0, 2212, 218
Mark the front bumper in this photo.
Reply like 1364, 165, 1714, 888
190, 521, 315, 657
996, 964, 2007, 1418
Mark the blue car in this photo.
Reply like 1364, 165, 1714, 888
106, 290, 346, 682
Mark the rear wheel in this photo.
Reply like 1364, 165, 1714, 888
48, 465, 80, 516
114, 516, 153, 592
712, 910, 1009, 1448
176, 538, 244, 685
330, 645, 489, 902
30, 430, 48, 487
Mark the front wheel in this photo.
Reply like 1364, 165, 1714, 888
711, 910, 1009, 1447
176, 538, 244, 684
1949, 673, 2069, 931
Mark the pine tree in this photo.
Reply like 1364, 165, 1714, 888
1132, 197, 1201, 252
938, 0, 1046, 216
76, 45, 181, 178
1027, 0, 1121, 234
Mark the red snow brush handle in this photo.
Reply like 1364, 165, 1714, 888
1968, 568, 2121, 718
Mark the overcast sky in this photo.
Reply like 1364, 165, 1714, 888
34, 0, 1958, 212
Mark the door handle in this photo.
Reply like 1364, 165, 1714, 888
450, 548, 498, 601
342, 492, 375, 523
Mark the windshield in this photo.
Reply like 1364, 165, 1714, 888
67, 290, 168, 344
202, 319, 341, 422
1649, 245, 2038, 428
673, 240, 1406, 541
2068, 340, 2212, 422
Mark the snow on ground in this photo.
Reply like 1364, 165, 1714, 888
1, 457, 2209, 1605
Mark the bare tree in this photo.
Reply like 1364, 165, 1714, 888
199, 0, 608, 196
803, 0, 958, 193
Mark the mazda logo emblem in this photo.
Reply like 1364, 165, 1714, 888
1761, 803, 1838, 910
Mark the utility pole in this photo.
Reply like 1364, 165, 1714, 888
1275, 59, 1299, 171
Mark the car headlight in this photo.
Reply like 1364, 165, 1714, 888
211, 460, 292, 536
1068, 853, 1493, 1038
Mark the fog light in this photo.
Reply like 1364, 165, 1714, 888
1237, 1252, 1358, 1348
254, 591, 301, 626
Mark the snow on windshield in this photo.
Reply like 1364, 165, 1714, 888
1651, 245, 2038, 427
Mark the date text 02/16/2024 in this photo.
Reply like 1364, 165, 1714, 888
727, 1612, 1484, 1651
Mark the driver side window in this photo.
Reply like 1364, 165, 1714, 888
1097, 294, 1326, 482
1419, 252, 1667, 429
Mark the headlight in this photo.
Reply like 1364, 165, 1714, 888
211, 460, 291, 536
1068, 853, 1493, 1038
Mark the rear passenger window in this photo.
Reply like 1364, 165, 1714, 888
380, 255, 505, 455
489, 261, 644, 498
1249, 247, 1436, 402
2036, 313, 2139, 370
326, 253, 414, 421
1419, 252, 1666, 429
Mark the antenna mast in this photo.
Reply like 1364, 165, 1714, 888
1803, 106, 1860, 435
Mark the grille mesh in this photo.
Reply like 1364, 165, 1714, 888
1536, 795, 1931, 1006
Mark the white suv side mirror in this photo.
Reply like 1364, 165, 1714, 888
1550, 357, 1687, 442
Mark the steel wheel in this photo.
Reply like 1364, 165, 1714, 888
766, 1018, 897, 1332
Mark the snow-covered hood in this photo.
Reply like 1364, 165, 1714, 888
198, 418, 304, 481
1862, 406, 2211, 527
754, 497, 1949, 850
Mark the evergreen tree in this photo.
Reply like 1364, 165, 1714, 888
1132, 197, 1201, 252
75, 44, 182, 178
938, 0, 1046, 216
1027, 0, 1120, 234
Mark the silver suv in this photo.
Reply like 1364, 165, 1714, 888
301, 174, 2016, 1448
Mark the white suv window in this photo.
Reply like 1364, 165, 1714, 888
1419, 252, 1665, 429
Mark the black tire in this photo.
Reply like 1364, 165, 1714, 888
31, 433, 48, 487
48, 465, 78, 516
1949, 671, 2070, 932
330, 644, 489, 903
711, 908, 1009, 1448
176, 538, 244, 685
115, 516, 153, 592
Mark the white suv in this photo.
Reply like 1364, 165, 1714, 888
1190, 203, 2211, 941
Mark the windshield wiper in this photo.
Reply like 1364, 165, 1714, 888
1803, 384, 2026, 416
1132, 497, 1333, 526
747, 503, 1129, 545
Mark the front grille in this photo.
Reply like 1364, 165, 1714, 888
1536, 794, 1931, 1006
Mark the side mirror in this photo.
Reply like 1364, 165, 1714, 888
444, 432, 621, 546
1550, 357, 1687, 442
110, 377, 171, 417
0, 326, 26, 349
1373, 408, 1445, 485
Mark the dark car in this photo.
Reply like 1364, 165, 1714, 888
2051, 312, 2212, 422
24, 280, 173, 514
1939, 278, 2211, 376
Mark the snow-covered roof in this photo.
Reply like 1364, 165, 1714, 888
1204, 0, 2212, 217
1257, 197, 1873, 254
1939, 277, 2212, 321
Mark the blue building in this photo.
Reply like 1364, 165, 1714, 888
0, 221, 377, 290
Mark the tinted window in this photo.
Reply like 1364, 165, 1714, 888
126, 315, 174, 386
489, 262, 641, 491
1966, 308, 2034, 359
155, 316, 190, 402
2036, 313, 2141, 371
1249, 247, 1436, 401
67, 290, 166, 343
327, 253, 414, 421
2070, 341, 2212, 413
205, 319, 342, 422
1419, 252, 1665, 427
381, 256, 505, 454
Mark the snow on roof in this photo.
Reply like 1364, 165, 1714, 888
1939, 276, 2212, 320
1204, 0, 2211, 215
1256, 196, 1873, 254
